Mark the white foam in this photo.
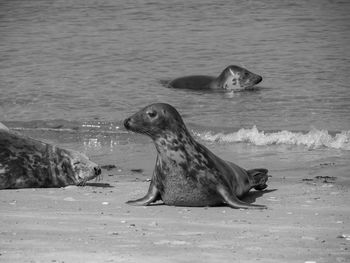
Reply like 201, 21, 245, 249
195, 126, 350, 151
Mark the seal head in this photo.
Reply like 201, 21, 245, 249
124, 103, 268, 209
124, 103, 187, 140
214, 65, 262, 90
57, 148, 102, 186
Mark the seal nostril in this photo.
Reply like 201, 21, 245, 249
124, 118, 130, 129
94, 167, 101, 175
256, 75, 263, 84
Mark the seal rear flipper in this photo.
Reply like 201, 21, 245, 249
126, 180, 161, 206
247, 168, 268, 191
218, 187, 267, 209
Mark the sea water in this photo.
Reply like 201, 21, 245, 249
1, 0, 349, 179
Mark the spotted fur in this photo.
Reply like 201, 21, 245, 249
0, 123, 101, 189
124, 103, 268, 209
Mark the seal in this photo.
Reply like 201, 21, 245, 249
166, 65, 262, 91
0, 122, 101, 189
124, 103, 268, 209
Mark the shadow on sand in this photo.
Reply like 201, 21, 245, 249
242, 189, 277, 204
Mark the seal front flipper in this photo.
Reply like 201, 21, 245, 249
126, 180, 161, 206
218, 187, 267, 210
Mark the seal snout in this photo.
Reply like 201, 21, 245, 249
124, 117, 131, 130
256, 75, 263, 84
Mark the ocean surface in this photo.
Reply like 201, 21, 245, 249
1, 0, 349, 178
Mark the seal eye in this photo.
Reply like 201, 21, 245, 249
147, 111, 157, 118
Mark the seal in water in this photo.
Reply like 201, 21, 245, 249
124, 103, 268, 209
0, 123, 101, 189
165, 65, 262, 91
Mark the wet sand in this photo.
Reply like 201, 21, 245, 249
0, 164, 349, 263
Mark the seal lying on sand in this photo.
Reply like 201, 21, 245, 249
124, 103, 268, 209
0, 122, 101, 189
165, 65, 262, 91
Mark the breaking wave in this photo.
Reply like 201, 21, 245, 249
4, 120, 350, 151
195, 126, 350, 151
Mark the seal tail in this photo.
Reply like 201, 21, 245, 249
247, 168, 268, 191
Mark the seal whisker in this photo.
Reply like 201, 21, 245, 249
79, 177, 89, 186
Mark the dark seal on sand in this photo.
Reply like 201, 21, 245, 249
166, 65, 262, 91
0, 123, 101, 189
124, 103, 268, 209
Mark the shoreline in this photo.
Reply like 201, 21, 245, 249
1, 164, 349, 263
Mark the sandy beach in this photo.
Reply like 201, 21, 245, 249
1, 163, 349, 263
1, 0, 350, 262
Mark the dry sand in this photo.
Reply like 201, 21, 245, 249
1, 165, 349, 263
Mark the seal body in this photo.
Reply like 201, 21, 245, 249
124, 103, 268, 209
0, 123, 101, 189
166, 65, 262, 91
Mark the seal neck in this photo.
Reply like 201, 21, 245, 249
153, 129, 197, 160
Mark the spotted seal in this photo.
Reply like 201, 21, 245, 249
124, 103, 268, 209
0, 122, 101, 189
165, 65, 262, 91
